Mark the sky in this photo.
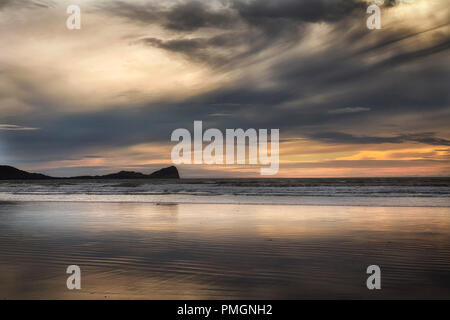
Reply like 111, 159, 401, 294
0, 0, 449, 178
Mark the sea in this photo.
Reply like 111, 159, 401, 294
0, 177, 449, 299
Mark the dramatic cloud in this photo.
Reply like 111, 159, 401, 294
233, 0, 364, 23
309, 132, 450, 146
101, 0, 238, 31
328, 107, 371, 114
0, 0, 449, 177
165, 1, 237, 31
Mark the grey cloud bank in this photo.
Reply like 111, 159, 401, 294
0, 0, 448, 176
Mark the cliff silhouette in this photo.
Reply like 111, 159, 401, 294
0, 165, 180, 180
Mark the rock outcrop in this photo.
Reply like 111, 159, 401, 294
0, 165, 180, 180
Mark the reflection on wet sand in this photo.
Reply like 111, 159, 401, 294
0, 202, 449, 299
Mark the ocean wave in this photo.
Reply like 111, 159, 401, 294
0, 178, 448, 206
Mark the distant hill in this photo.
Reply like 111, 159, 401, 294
0, 165, 180, 180
0, 165, 52, 180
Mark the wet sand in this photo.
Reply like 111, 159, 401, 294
0, 201, 449, 299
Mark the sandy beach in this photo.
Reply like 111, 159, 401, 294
1, 200, 449, 299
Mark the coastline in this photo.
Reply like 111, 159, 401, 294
1, 201, 449, 299
1, 193, 448, 207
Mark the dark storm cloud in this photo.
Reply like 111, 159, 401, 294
107, 0, 366, 67
2, 69, 447, 163
139, 32, 291, 68
134, 1, 449, 72
99, 1, 160, 23
140, 37, 222, 65
267, 22, 450, 118
376, 38, 450, 69
1, 104, 181, 160
104, 0, 364, 29
356, 23, 450, 54
103, 0, 408, 31
232, 0, 364, 24
102, 0, 418, 41
140, 32, 244, 53
2, 42, 448, 161
309, 132, 450, 146
1, 85, 295, 161
274, 31, 450, 88
3, 36, 449, 160
165, 1, 236, 31
103, 0, 237, 31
